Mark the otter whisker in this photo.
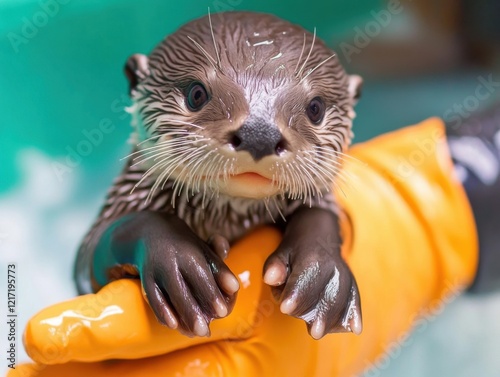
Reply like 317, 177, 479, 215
161, 167, 190, 207
218, 157, 234, 190
305, 150, 342, 178
166, 147, 208, 186
313, 149, 363, 187
314, 147, 355, 168
121, 139, 166, 161
300, 154, 332, 191
141, 142, 207, 203
155, 118, 205, 130
151, 133, 201, 145
290, 160, 314, 204
192, 159, 214, 196
274, 164, 287, 196
272, 196, 286, 222
296, 27, 316, 80
271, 165, 287, 196
296, 155, 324, 196
289, 162, 305, 200
299, 53, 336, 84
130, 145, 199, 168
187, 36, 218, 71
288, 163, 302, 198
310, 156, 354, 188
131, 132, 206, 152
149, 150, 194, 193
130, 150, 171, 167
330, 176, 347, 198
215, 155, 231, 185
137, 130, 192, 145
294, 33, 307, 76
143, 135, 205, 148
191, 158, 211, 208
134, 134, 164, 146
313, 153, 358, 188
161, 147, 208, 189
207, 8, 221, 69
122, 133, 202, 161
143, 155, 175, 204
287, 159, 313, 204
171, 148, 210, 196
200, 155, 222, 208
133, 144, 199, 160
263, 198, 276, 223
140, 136, 207, 152
319, 163, 353, 196
315, 146, 366, 166
315, 154, 347, 172
132, 154, 172, 194
295, 157, 324, 207
331, 154, 367, 172
129, 142, 204, 166
313, 163, 351, 191
189, 149, 218, 194
190, 152, 224, 208
279, 162, 295, 199
199, 154, 222, 208
203, 154, 224, 185
285, 162, 302, 200
204, 155, 225, 202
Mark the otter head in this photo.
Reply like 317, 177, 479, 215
125, 11, 362, 202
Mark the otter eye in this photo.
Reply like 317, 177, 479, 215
186, 82, 209, 111
306, 97, 325, 124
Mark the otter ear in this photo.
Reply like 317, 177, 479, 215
124, 54, 150, 96
347, 74, 363, 105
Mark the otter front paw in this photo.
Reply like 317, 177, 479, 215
264, 238, 361, 339
138, 215, 239, 337
262, 207, 362, 339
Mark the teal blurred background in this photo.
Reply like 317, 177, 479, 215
1, 0, 500, 375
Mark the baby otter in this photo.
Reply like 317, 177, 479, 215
75, 11, 363, 340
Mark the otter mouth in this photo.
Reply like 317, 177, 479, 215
217, 171, 278, 199
229, 172, 273, 185
198, 171, 273, 184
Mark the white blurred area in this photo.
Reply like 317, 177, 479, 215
0, 149, 99, 363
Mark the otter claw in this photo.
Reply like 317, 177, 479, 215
341, 287, 362, 335
208, 234, 230, 260
348, 314, 363, 335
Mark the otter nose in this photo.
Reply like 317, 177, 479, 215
230, 118, 285, 161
